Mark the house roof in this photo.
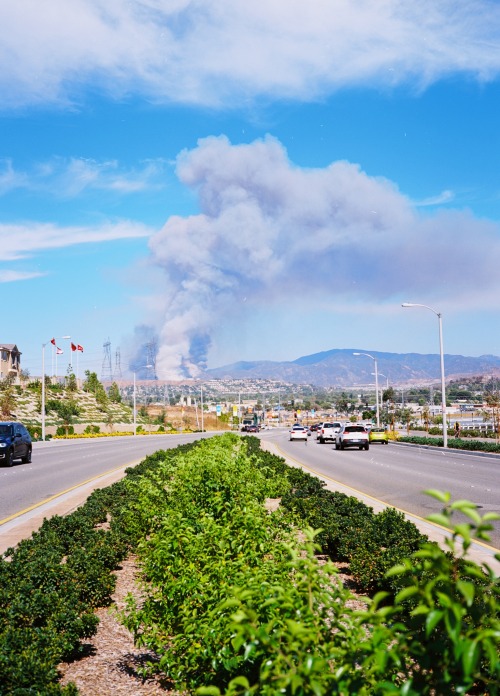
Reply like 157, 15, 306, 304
0, 344, 21, 353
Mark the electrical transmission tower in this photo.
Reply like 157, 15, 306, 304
101, 340, 114, 382
114, 348, 122, 378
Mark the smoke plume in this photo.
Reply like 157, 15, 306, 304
149, 135, 500, 379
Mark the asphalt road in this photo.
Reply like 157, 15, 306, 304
0, 433, 216, 523
260, 428, 500, 550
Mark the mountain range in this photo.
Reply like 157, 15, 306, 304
206, 349, 500, 388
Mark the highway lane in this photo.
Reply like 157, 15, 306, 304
0, 433, 218, 522
259, 428, 500, 550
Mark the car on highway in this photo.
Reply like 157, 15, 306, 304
0, 421, 32, 466
317, 421, 342, 444
369, 427, 389, 444
289, 424, 308, 441
335, 424, 369, 450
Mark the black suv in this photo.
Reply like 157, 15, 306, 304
0, 421, 32, 466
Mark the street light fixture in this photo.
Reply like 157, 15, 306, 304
402, 302, 447, 448
353, 352, 380, 426
373, 372, 389, 390
133, 365, 153, 436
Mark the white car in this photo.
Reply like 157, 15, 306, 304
289, 424, 308, 441
335, 424, 370, 450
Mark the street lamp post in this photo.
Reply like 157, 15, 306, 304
353, 352, 380, 426
200, 385, 204, 433
376, 372, 389, 390
41, 335, 70, 441
133, 365, 152, 436
402, 302, 447, 448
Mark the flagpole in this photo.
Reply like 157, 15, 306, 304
74, 344, 83, 385
43, 335, 70, 439
42, 342, 46, 441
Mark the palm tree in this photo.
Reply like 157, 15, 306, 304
484, 391, 500, 442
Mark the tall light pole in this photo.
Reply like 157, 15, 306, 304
41, 335, 70, 441
402, 302, 447, 448
133, 365, 152, 436
353, 352, 380, 426
200, 385, 204, 433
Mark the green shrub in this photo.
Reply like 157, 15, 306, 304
398, 434, 500, 453
372, 492, 500, 694
56, 425, 74, 436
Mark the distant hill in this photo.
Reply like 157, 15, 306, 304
206, 349, 500, 387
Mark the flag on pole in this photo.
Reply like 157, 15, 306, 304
71, 343, 77, 351
77, 344, 84, 352
50, 338, 56, 345
56, 347, 63, 355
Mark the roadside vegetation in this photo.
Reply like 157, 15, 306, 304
397, 434, 500, 454
0, 434, 498, 694
0, 370, 222, 438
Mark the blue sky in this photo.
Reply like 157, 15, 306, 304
1, 1, 500, 380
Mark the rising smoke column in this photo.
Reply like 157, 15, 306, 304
148, 134, 500, 379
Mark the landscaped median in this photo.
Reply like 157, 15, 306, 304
0, 434, 498, 694
397, 433, 500, 453
51, 430, 181, 439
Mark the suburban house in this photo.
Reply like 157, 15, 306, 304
0, 344, 21, 383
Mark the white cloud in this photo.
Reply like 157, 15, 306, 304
0, 220, 153, 261
0, 269, 45, 283
148, 135, 500, 378
0, 159, 28, 194
0, 157, 166, 197
415, 190, 455, 206
1, 1, 500, 109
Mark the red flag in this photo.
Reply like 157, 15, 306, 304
50, 338, 56, 345
71, 343, 77, 351
77, 344, 84, 352
56, 347, 63, 355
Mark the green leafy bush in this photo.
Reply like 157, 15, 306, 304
56, 425, 75, 436
398, 434, 500, 453
369, 491, 500, 694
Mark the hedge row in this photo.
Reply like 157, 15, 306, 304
397, 434, 500, 453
